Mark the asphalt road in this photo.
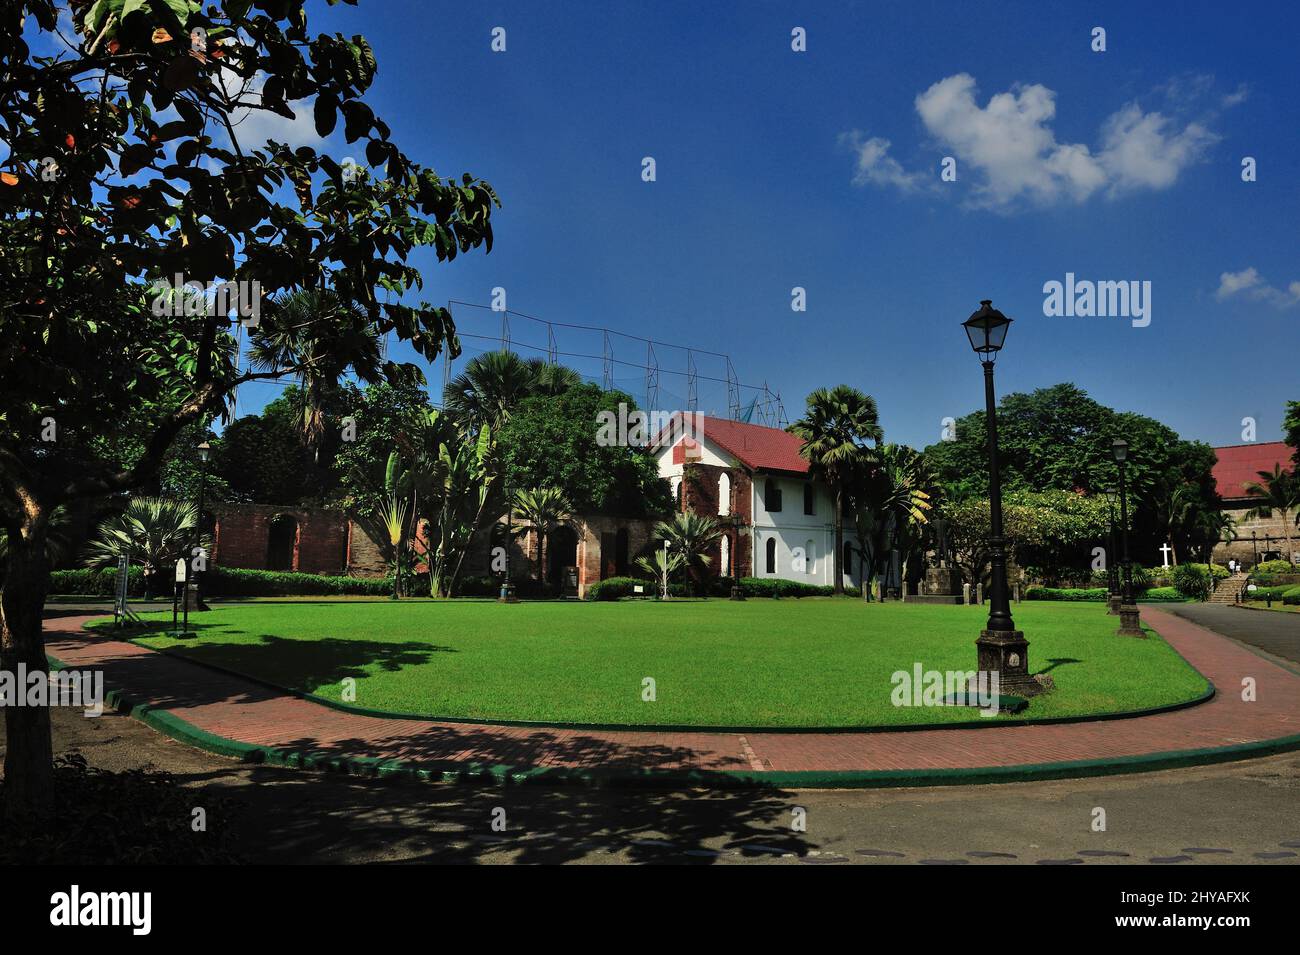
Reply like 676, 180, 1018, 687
6, 701, 1297, 865
1163, 603, 1300, 666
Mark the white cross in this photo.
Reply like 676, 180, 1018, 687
1159, 542, 1173, 568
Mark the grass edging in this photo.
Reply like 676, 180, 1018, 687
49, 654, 1300, 790
98, 619, 1215, 734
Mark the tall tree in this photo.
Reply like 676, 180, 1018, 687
788, 385, 882, 594
443, 350, 542, 432
1283, 400, 1300, 471
0, 0, 497, 816
652, 511, 723, 595
1243, 465, 1299, 564
850, 444, 933, 601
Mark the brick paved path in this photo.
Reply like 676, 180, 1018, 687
42, 608, 1300, 779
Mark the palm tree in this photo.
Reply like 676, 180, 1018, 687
1155, 481, 1198, 565
525, 357, 582, 396
851, 444, 933, 600
249, 288, 379, 462
635, 547, 685, 600
511, 487, 574, 590
443, 350, 541, 432
788, 385, 883, 594
653, 511, 723, 595
0, 506, 74, 587
83, 497, 203, 599
1243, 464, 1299, 564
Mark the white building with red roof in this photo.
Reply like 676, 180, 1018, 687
654, 416, 865, 588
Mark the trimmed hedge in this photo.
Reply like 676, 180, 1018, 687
1248, 585, 1292, 602
583, 576, 851, 601
1026, 586, 1108, 601
1140, 586, 1184, 602
1285, 586, 1300, 606
50, 565, 394, 598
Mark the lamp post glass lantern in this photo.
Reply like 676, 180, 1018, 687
962, 301, 1041, 696
1104, 489, 1121, 614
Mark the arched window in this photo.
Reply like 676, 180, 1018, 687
718, 472, 731, 516
805, 540, 816, 575
843, 541, 854, 579
765, 536, 777, 575
803, 484, 815, 515
764, 478, 782, 513
671, 476, 682, 508
720, 534, 731, 577
615, 527, 629, 576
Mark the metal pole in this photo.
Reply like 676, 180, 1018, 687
1118, 461, 1133, 605
983, 362, 1014, 632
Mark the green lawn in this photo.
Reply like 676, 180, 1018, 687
97, 599, 1209, 728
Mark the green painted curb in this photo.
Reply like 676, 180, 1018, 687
90, 618, 1215, 735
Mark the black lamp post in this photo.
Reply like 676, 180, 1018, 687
181, 440, 211, 634
1104, 489, 1121, 615
499, 483, 518, 603
962, 300, 1041, 696
1111, 438, 1143, 636
1251, 530, 1258, 569
729, 526, 747, 600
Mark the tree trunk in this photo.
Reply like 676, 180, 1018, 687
2, 521, 54, 819
832, 488, 844, 595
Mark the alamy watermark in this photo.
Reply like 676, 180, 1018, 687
890, 664, 1001, 716
596, 404, 704, 451
1, 664, 104, 717
150, 274, 261, 327
1043, 272, 1150, 327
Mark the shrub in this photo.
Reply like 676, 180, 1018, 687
584, 576, 654, 601
1025, 586, 1108, 601
49, 565, 395, 598
1253, 559, 1296, 577
1248, 585, 1291, 602
1170, 563, 1214, 601
1284, 586, 1300, 606
1141, 586, 1184, 601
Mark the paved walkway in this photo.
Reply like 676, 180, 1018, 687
1163, 602, 1300, 665
41, 608, 1300, 781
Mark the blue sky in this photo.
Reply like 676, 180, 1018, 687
47, 1, 1300, 448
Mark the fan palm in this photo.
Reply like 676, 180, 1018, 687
83, 497, 205, 597
511, 487, 574, 587
653, 511, 723, 595
1243, 464, 1299, 564
443, 350, 541, 432
525, 357, 582, 396
249, 288, 380, 462
788, 385, 883, 593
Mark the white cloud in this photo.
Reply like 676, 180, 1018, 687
1097, 104, 1216, 193
1216, 267, 1300, 308
839, 131, 927, 192
218, 68, 327, 151
847, 73, 1219, 210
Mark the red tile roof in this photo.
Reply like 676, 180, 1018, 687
699, 417, 810, 475
1212, 442, 1294, 500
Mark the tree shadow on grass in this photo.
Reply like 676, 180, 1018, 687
153, 632, 456, 696
1036, 658, 1082, 675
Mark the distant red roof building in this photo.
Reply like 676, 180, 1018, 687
1212, 441, 1294, 501
696, 416, 810, 475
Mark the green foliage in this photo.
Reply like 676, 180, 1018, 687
82, 496, 200, 574
1143, 587, 1185, 601
1253, 559, 1297, 576
1170, 563, 1218, 601
922, 384, 1220, 561
1283, 400, 1300, 470
1284, 586, 1300, 606
499, 384, 670, 516
1025, 586, 1108, 601
1248, 585, 1292, 601
584, 576, 653, 601
49, 565, 395, 598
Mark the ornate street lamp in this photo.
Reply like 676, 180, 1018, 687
729, 525, 749, 600
1103, 488, 1121, 615
499, 481, 518, 603
181, 440, 212, 634
1111, 438, 1143, 636
962, 300, 1041, 696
